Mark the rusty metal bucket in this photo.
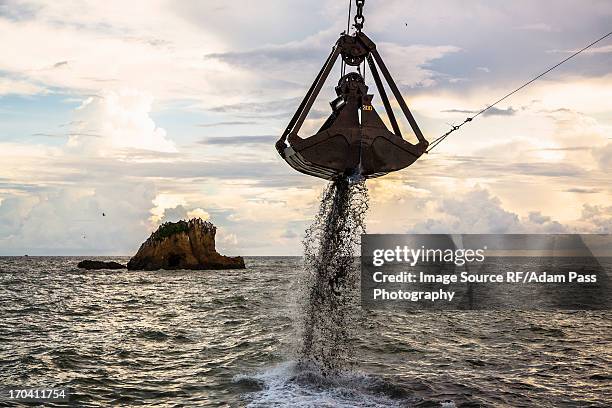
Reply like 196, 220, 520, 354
276, 33, 428, 180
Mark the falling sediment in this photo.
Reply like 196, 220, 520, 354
298, 178, 369, 373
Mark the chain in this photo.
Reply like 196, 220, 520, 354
354, 0, 365, 32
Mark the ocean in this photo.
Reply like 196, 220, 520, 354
0, 256, 610, 407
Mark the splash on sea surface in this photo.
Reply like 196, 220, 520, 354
233, 361, 417, 408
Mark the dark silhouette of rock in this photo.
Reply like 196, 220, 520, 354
78, 260, 126, 270
127, 218, 245, 270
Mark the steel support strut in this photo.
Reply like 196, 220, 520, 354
370, 48, 427, 145
276, 46, 341, 155
366, 54, 401, 137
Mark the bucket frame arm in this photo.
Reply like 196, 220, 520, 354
275, 46, 341, 157
369, 46, 427, 145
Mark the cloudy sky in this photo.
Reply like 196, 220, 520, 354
0, 0, 611, 255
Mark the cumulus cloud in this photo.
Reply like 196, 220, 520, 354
159, 204, 189, 223
409, 188, 570, 234
0, 86, 185, 254
159, 205, 211, 223
411, 188, 521, 233
187, 208, 210, 220
579, 204, 612, 233
67, 90, 177, 154
0, 183, 156, 255
525, 211, 568, 233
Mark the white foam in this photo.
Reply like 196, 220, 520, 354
233, 361, 414, 408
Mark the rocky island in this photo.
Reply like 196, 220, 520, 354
127, 218, 245, 270
77, 260, 126, 270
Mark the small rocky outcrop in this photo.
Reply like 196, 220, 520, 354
127, 218, 245, 270
78, 260, 126, 270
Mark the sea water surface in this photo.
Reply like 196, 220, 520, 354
0, 256, 610, 407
